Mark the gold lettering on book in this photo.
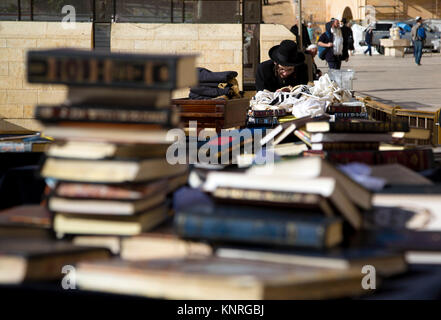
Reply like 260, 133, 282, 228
104, 60, 113, 83
158, 65, 169, 82
47, 58, 57, 81
144, 62, 153, 85
89, 59, 98, 82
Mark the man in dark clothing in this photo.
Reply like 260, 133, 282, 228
255, 40, 308, 92
290, 22, 311, 50
318, 18, 345, 69
364, 27, 373, 56
341, 18, 354, 58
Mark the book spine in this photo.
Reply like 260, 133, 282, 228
251, 110, 287, 117
213, 188, 321, 205
313, 142, 379, 151
325, 150, 376, 165
294, 130, 312, 147
376, 149, 434, 171
247, 116, 279, 125
329, 121, 408, 133
0, 142, 32, 152
332, 112, 369, 119
175, 212, 329, 249
27, 52, 178, 89
328, 106, 362, 113
35, 105, 178, 126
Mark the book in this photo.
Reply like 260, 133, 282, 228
306, 120, 410, 133
0, 238, 110, 284
0, 205, 52, 238
303, 148, 434, 172
311, 142, 380, 151
73, 236, 121, 255
48, 192, 166, 216
259, 115, 330, 147
121, 232, 213, 260
216, 247, 407, 276
66, 87, 172, 107
41, 157, 188, 183
212, 187, 335, 217
27, 49, 197, 90
372, 193, 441, 231
310, 133, 394, 143
249, 109, 287, 118
331, 112, 369, 119
327, 104, 363, 114
175, 204, 343, 249
293, 129, 312, 147
247, 157, 372, 211
203, 173, 362, 229
247, 116, 278, 126
370, 164, 433, 186
47, 141, 171, 160
0, 141, 50, 153
53, 204, 170, 237
270, 142, 308, 157
55, 180, 168, 200
403, 127, 431, 140
75, 257, 365, 299
42, 126, 172, 144
357, 230, 441, 264
35, 105, 179, 127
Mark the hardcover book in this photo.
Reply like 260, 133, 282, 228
35, 105, 180, 127
175, 204, 343, 249
307, 121, 410, 133
27, 49, 197, 90
75, 257, 365, 300
0, 238, 110, 284
41, 157, 188, 183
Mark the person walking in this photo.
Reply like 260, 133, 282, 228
290, 20, 312, 50
341, 18, 354, 56
317, 18, 344, 70
364, 27, 373, 56
411, 17, 426, 65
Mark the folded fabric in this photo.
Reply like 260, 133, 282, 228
190, 86, 231, 98
197, 67, 238, 83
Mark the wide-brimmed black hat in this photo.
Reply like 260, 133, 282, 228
269, 40, 305, 66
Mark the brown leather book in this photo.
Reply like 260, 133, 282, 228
0, 205, 52, 238
0, 237, 111, 284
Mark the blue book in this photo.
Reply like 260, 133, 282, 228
174, 204, 343, 249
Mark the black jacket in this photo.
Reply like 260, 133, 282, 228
318, 22, 348, 62
290, 24, 312, 50
341, 25, 354, 51
365, 29, 373, 44
255, 59, 309, 92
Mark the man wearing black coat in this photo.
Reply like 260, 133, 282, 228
255, 40, 308, 92
290, 22, 311, 50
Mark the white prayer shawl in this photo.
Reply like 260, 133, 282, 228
331, 27, 343, 56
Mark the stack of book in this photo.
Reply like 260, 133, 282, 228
326, 102, 369, 121
246, 108, 288, 127
27, 48, 196, 238
302, 119, 436, 172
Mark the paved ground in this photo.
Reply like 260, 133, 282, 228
316, 53, 441, 112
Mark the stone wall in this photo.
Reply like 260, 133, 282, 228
0, 22, 92, 131
260, 24, 296, 62
111, 23, 243, 98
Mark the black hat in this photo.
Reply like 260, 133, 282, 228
268, 40, 305, 67
342, 18, 347, 24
